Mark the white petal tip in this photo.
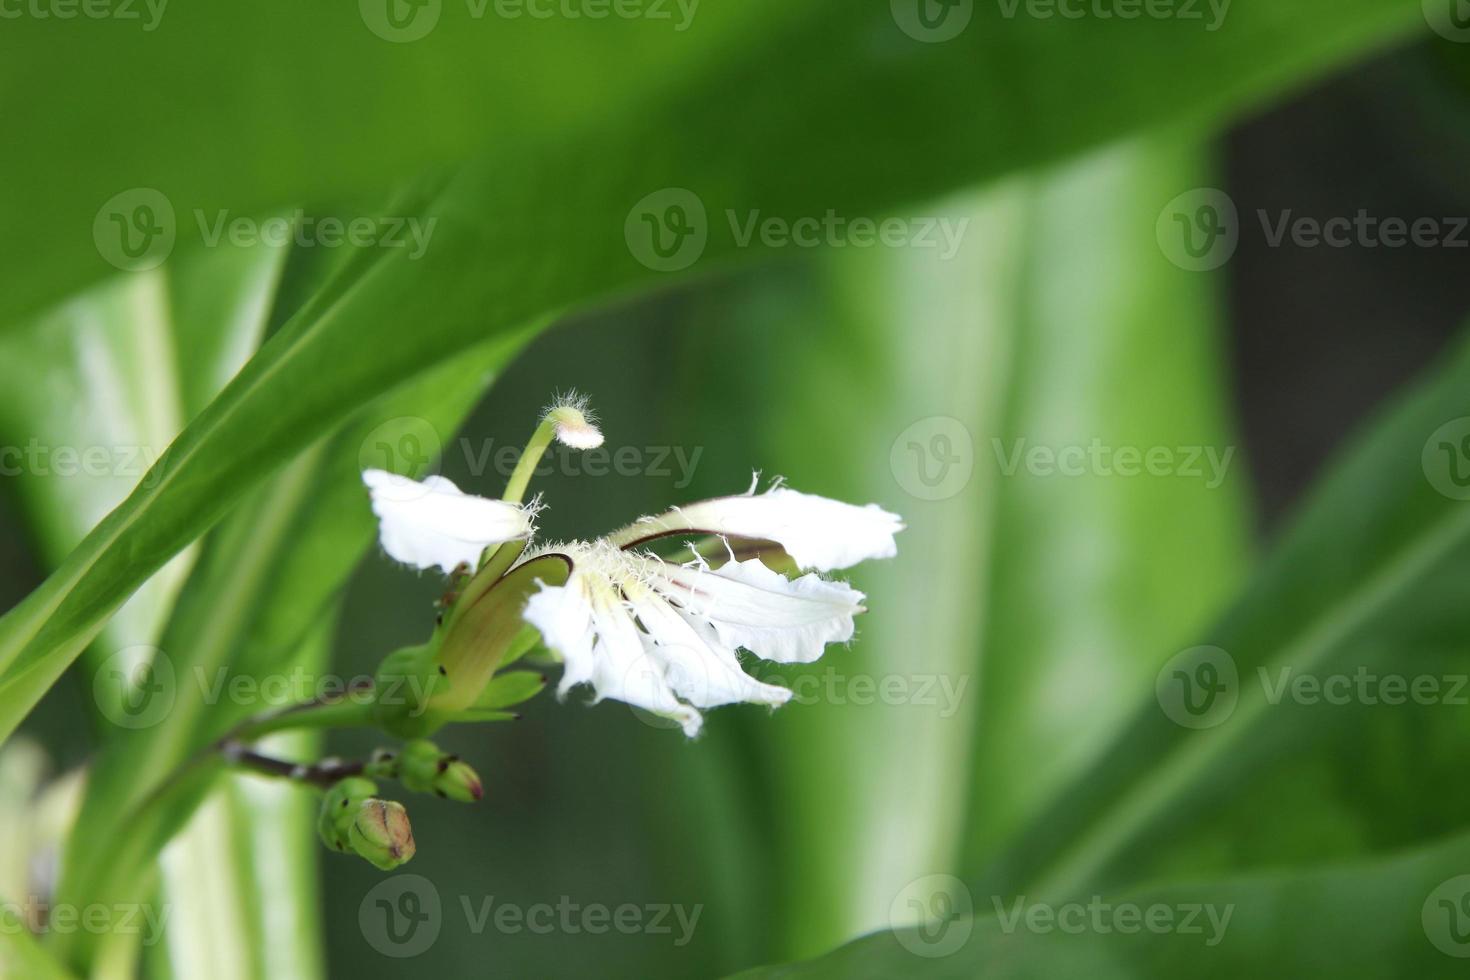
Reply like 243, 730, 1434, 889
555, 421, 604, 450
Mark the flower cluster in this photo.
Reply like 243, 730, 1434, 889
363, 396, 903, 736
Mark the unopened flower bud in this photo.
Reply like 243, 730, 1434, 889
546, 394, 603, 450
349, 798, 416, 871
399, 739, 484, 803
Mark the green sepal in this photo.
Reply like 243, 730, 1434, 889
317, 777, 378, 854
498, 623, 545, 670
423, 554, 570, 716
473, 670, 547, 710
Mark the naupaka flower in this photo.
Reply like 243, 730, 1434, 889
520, 481, 903, 736
360, 395, 902, 737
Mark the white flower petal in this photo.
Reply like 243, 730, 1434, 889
647, 557, 864, 664
625, 582, 792, 709
583, 579, 702, 736
364, 469, 531, 574
611, 485, 903, 571
522, 576, 597, 697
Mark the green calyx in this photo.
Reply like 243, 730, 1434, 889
368, 552, 566, 737
316, 777, 416, 870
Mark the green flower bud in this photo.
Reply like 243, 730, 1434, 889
349, 798, 416, 870
399, 739, 483, 803
318, 777, 379, 853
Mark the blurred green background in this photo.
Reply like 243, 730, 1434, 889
3, 4, 1470, 978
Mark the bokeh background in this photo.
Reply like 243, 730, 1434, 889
4, 12, 1470, 980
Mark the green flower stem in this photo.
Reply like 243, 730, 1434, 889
228, 684, 378, 742
499, 413, 561, 506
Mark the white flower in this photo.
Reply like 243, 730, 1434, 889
608, 481, 904, 571
522, 485, 903, 736
363, 469, 533, 575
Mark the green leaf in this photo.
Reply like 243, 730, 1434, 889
0, 903, 75, 980
672, 135, 1248, 961
51, 335, 523, 974
0, 242, 294, 978
974, 325, 1470, 902
0, 1, 1424, 324
730, 828, 1470, 979
958, 140, 1249, 871
0, 0, 1425, 747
